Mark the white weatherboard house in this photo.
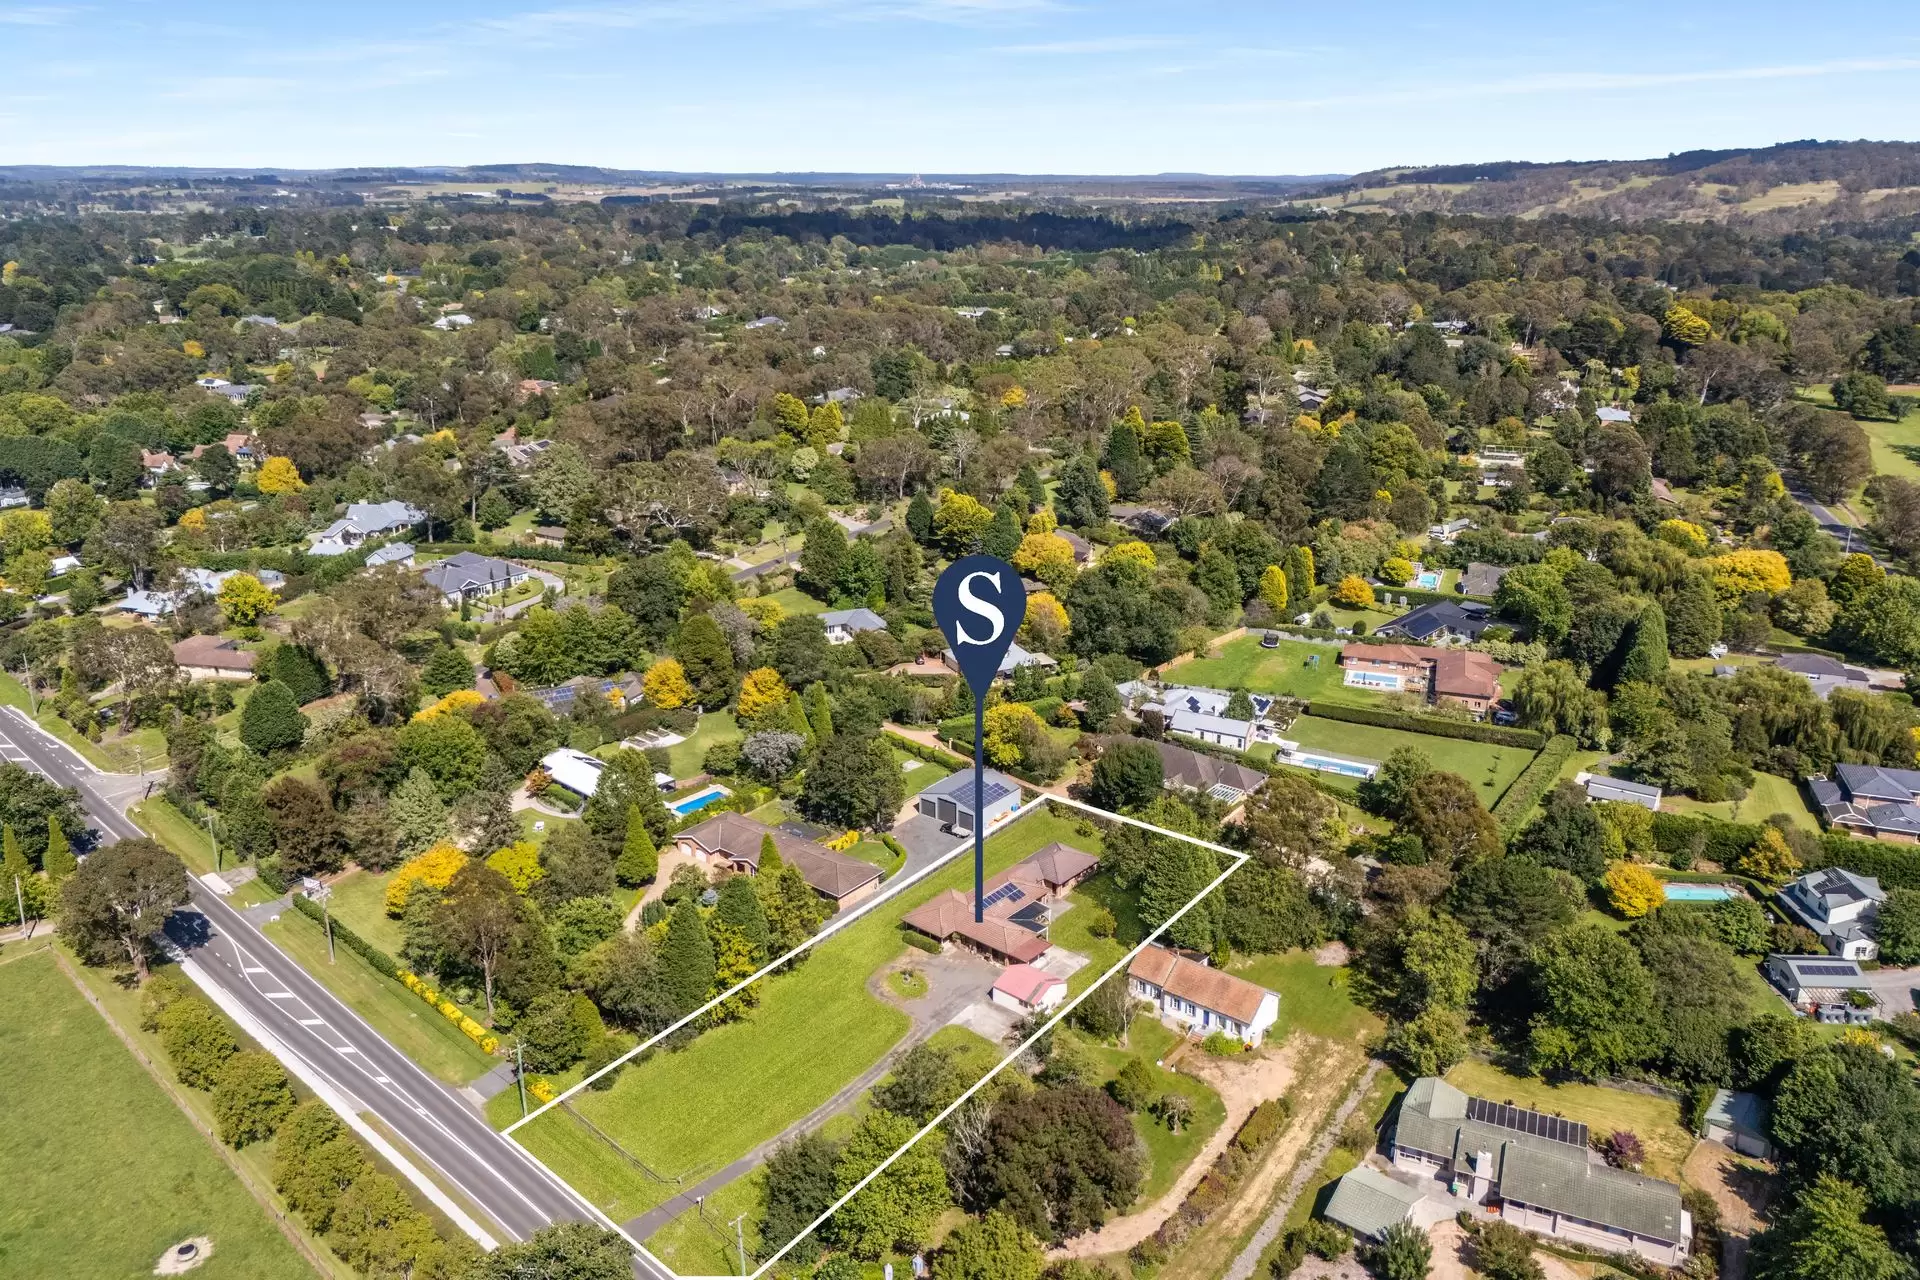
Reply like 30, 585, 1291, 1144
820, 608, 887, 646
1778, 867, 1886, 960
539, 748, 605, 800
309, 501, 424, 556
1128, 944, 1280, 1047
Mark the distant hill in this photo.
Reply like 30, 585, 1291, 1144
1295, 139, 1920, 226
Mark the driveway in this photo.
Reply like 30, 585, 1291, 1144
1868, 964, 1919, 1016
890, 810, 959, 880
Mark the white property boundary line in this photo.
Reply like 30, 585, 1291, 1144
503, 792, 1253, 1280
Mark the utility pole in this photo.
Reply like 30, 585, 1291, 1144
514, 1041, 528, 1118
305, 879, 335, 963
14, 874, 26, 937
729, 1211, 748, 1277
207, 809, 219, 871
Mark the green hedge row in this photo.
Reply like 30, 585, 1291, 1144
1814, 831, 1920, 890
1650, 814, 1766, 865
1303, 701, 1545, 750
1492, 734, 1577, 833
883, 730, 972, 770
900, 927, 941, 954
290, 894, 402, 979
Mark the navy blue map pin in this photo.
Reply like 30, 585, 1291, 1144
933, 555, 1026, 702
932, 556, 1025, 922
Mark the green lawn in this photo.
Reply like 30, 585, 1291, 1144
505, 808, 1102, 1222
892, 745, 955, 796
261, 911, 498, 1086
1067, 1015, 1227, 1206
1175, 635, 1359, 704
1281, 714, 1536, 805
1048, 872, 1146, 996
765, 587, 825, 617
667, 710, 739, 779
1443, 1060, 1694, 1182
1227, 950, 1381, 1044
1661, 771, 1819, 831
1801, 384, 1920, 488
0, 948, 320, 1280
323, 868, 404, 955
132, 796, 224, 876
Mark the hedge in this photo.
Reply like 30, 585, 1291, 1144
900, 927, 941, 954
255, 859, 289, 895
290, 894, 400, 979
1492, 734, 1577, 833
1813, 831, 1920, 890
397, 971, 500, 1055
1303, 701, 1545, 750
883, 730, 971, 770
1650, 814, 1765, 866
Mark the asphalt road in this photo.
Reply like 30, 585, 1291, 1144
0, 707, 670, 1277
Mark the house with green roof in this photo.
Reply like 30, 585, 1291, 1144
1323, 1165, 1427, 1241
1385, 1077, 1693, 1267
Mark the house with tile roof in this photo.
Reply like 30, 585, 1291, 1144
1807, 762, 1920, 843
419, 551, 532, 603
172, 634, 257, 681
1778, 866, 1886, 959
309, 500, 425, 556
1387, 1077, 1692, 1266
1128, 944, 1280, 1047
1458, 562, 1508, 599
990, 964, 1066, 1014
901, 843, 1097, 965
1772, 652, 1877, 700
1340, 643, 1505, 717
1103, 736, 1267, 804
673, 811, 883, 911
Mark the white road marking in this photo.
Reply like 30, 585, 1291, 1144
265, 991, 294, 999
299, 1018, 324, 1026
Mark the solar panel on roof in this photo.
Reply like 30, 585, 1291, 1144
981, 883, 1026, 909
1464, 1097, 1588, 1148
1799, 963, 1860, 978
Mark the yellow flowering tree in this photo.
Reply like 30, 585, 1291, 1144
643, 658, 694, 709
933, 489, 994, 554
1379, 557, 1414, 587
1022, 592, 1071, 650
1332, 575, 1376, 608
215, 572, 278, 626
1012, 531, 1076, 578
983, 703, 1047, 770
1736, 828, 1802, 886
1708, 549, 1791, 604
413, 689, 487, 721
384, 842, 468, 916
1603, 862, 1664, 918
1107, 540, 1157, 571
257, 456, 306, 494
485, 841, 545, 894
1025, 506, 1057, 534
737, 667, 792, 722
1655, 519, 1709, 552
1258, 565, 1288, 613
738, 596, 786, 629
1662, 304, 1712, 346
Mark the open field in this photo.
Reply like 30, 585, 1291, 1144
1173, 635, 1363, 704
506, 808, 1103, 1223
1228, 950, 1381, 1044
1443, 1060, 1695, 1182
262, 911, 498, 1086
665, 710, 739, 778
0, 947, 319, 1280
1661, 771, 1820, 831
1281, 714, 1535, 804
764, 586, 825, 617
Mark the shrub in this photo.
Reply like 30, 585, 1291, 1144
383, 841, 468, 915
157, 996, 239, 1090
1201, 1030, 1245, 1056
213, 1051, 295, 1147
901, 927, 941, 954
1305, 699, 1544, 748
1492, 734, 1576, 833
1235, 1097, 1291, 1152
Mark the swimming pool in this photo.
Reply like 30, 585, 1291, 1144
1664, 884, 1738, 902
1413, 572, 1442, 591
669, 784, 733, 817
1294, 754, 1379, 779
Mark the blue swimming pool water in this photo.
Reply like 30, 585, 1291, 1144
1413, 572, 1442, 590
670, 785, 731, 816
1299, 755, 1377, 778
1664, 884, 1737, 902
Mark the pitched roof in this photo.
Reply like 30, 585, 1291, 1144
820, 607, 887, 632
343, 500, 423, 533
1341, 642, 1429, 668
1431, 648, 1502, 700
1127, 945, 1273, 1024
1382, 600, 1491, 641
1125, 737, 1266, 798
421, 552, 523, 594
1169, 708, 1251, 740
920, 768, 1019, 813
992, 964, 1065, 1005
172, 634, 255, 671
1834, 762, 1920, 803
1784, 867, 1885, 916
1459, 562, 1508, 598
1022, 843, 1100, 890
675, 811, 881, 900
902, 890, 1052, 962
1499, 1142, 1686, 1244
366, 542, 415, 567
1323, 1166, 1424, 1240
1585, 775, 1662, 801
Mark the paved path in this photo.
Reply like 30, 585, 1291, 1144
0, 705, 667, 1277
1225, 1060, 1385, 1280
622, 949, 998, 1242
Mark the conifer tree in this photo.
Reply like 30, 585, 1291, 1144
616, 805, 659, 887
0, 824, 44, 924
804, 683, 834, 740
660, 896, 716, 1018
715, 873, 771, 962
390, 767, 452, 857
43, 814, 74, 882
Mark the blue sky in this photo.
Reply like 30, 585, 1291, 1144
6, 0, 1920, 174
